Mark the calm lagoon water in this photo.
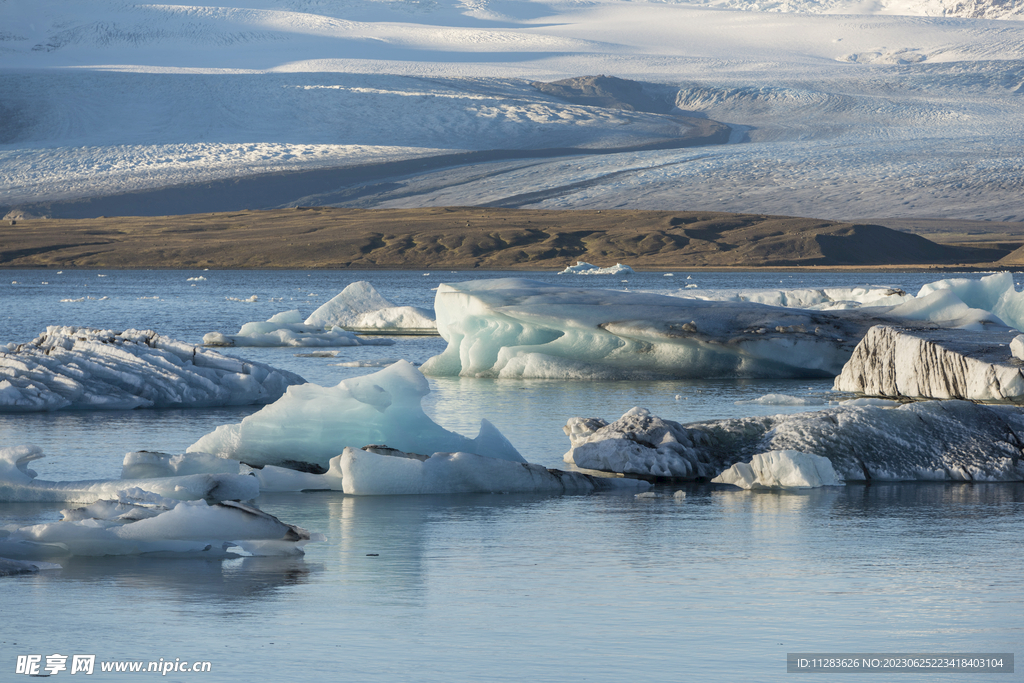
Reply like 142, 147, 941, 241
1, 269, 1021, 682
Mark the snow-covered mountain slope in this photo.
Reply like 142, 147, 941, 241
1, 0, 1023, 220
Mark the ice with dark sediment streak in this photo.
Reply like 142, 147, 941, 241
0, 489, 323, 559
0, 327, 305, 412
189, 361, 524, 470
834, 324, 1024, 403
0, 445, 260, 503
563, 403, 1024, 482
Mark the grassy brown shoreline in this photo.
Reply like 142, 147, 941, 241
2, 207, 1022, 271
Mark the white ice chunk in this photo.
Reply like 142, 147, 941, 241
339, 446, 648, 496
203, 310, 395, 348
1, 497, 322, 558
0, 445, 259, 503
304, 282, 436, 334
0, 327, 304, 412
834, 325, 1024, 402
711, 450, 843, 489
558, 262, 635, 275
734, 393, 825, 405
564, 402, 1024, 482
189, 361, 524, 469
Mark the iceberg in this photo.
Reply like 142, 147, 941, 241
0, 445, 260, 503
916, 272, 1024, 332
558, 262, 635, 276
304, 282, 437, 334
339, 446, 649, 496
0, 490, 322, 558
834, 325, 1024, 402
421, 278, 903, 380
0, 327, 304, 412
203, 309, 396, 348
564, 403, 1024, 482
189, 361, 524, 470
711, 451, 843, 489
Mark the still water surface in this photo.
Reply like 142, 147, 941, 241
1, 269, 1020, 682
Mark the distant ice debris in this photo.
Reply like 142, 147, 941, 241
0, 490, 322, 559
563, 403, 1024, 482
734, 393, 825, 406
226, 295, 258, 302
834, 325, 1024, 402
711, 451, 843, 489
0, 445, 260, 504
331, 359, 417, 368
339, 445, 649, 496
678, 285, 911, 310
558, 262, 635, 275
189, 361, 524, 470
304, 282, 436, 334
203, 309, 395, 348
0, 327, 304, 412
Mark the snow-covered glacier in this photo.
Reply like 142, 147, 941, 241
2, 0, 1023, 221
189, 361, 524, 470
0, 327, 304, 412
563, 403, 1024, 482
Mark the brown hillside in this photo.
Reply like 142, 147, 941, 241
0, 207, 1012, 270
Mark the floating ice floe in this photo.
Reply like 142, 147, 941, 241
339, 445, 648, 495
304, 281, 436, 334
558, 262, 635, 275
0, 445, 260, 503
563, 403, 1024, 482
0, 327, 305, 412
711, 451, 843, 489
734, 393, 826, 406
835, 325, 1024, 402
0, 490, 322, 559
0, 557, 62, 576
121, 449, 343, 493
422, 276, 1024, 380
421, 278, 911, 380
190, 361, 524, 470
203, 309, 395, 348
